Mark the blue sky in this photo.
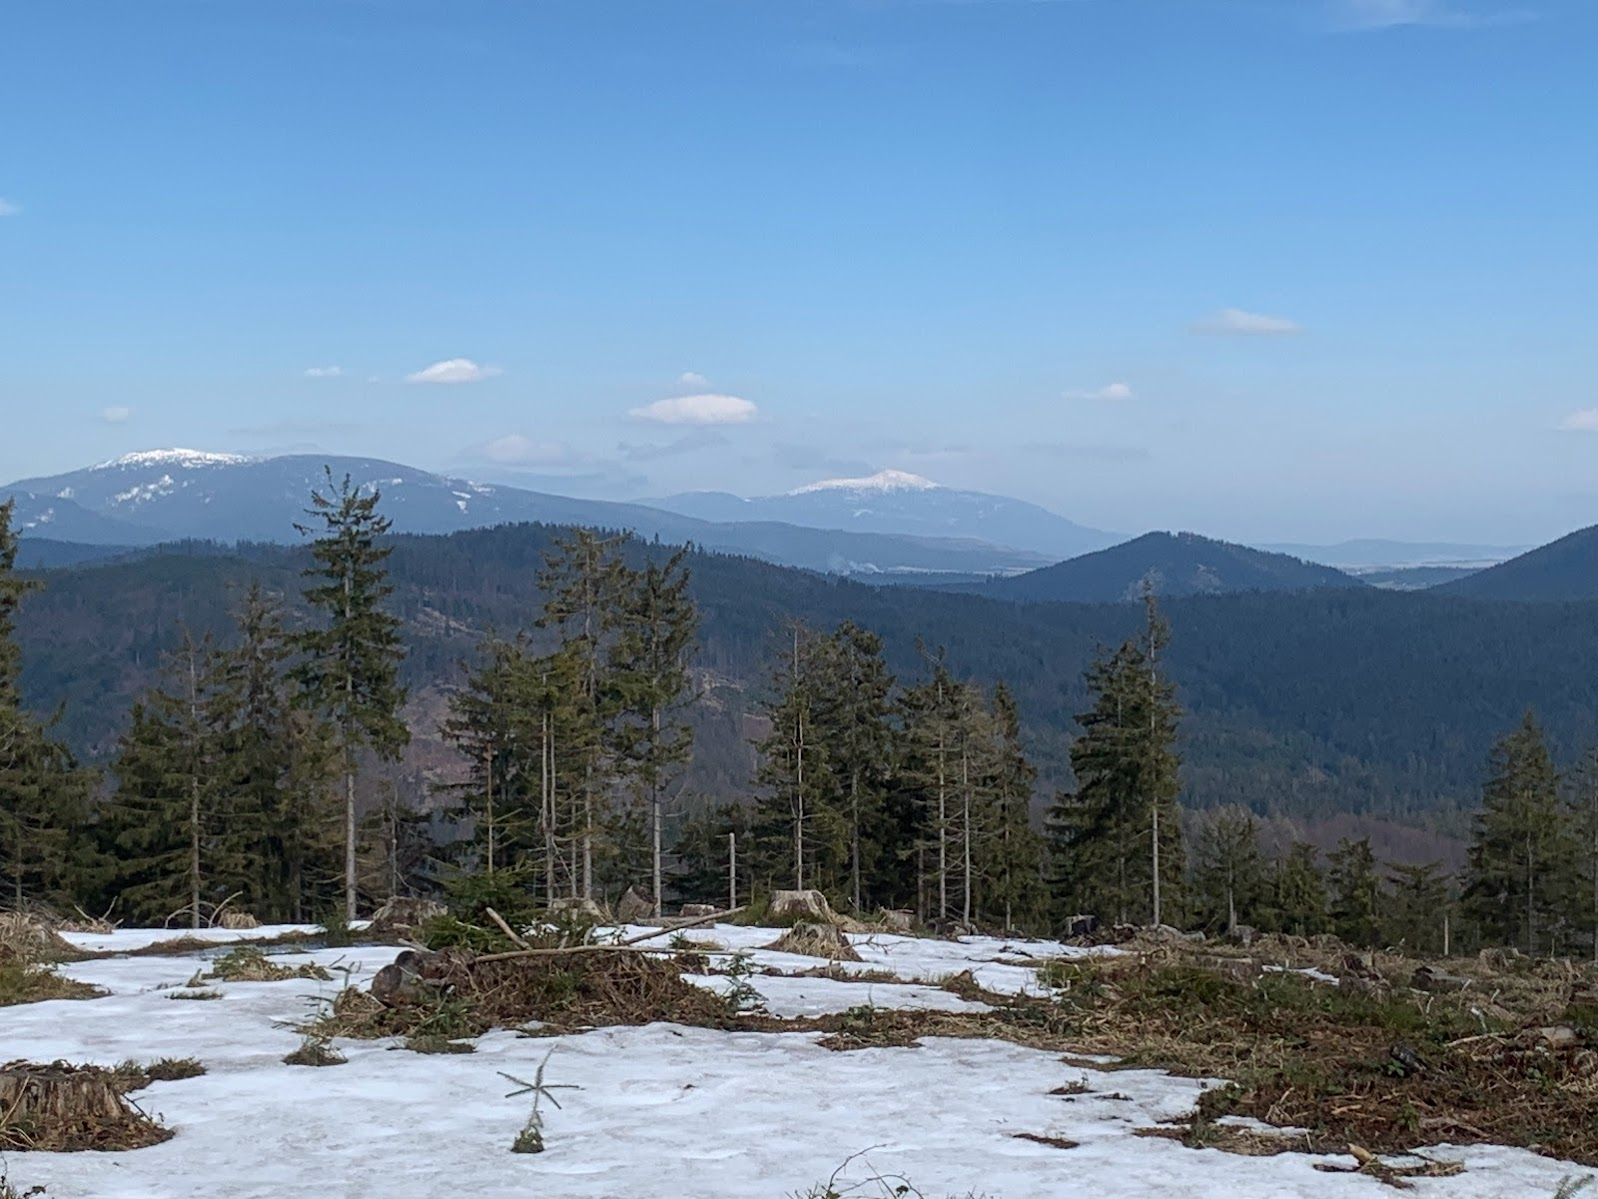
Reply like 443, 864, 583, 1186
3, 0, 1596, 543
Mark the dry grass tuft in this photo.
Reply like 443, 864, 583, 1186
0, 1060, 172, 1152
1011, 1132, 1079, 1150
108, 1059, 206, 1091
208, 946, 331, 983
765, 923, 863, 963
283, 1036, 346, 1067
0, 962, 104, 1008
0, 913, 81, 964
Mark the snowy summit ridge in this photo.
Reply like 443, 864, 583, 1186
788, 469, 941, 496
94, 449, 254, 470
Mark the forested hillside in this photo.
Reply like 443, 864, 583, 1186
17, 523, 1598, 845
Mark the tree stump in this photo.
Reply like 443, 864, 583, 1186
770, 890, 835, 922
615, 887, 653, 923
0, 1061, 171, 1152
680, 904, 722, 919
368, 897, 447, 937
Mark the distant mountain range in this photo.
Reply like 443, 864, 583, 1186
2, 451, 1051, 579
1262, 539, 1526, 571
650, 469, 1121, 559
978, 532, 1361, 604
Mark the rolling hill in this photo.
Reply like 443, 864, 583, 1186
1438, 524, 1598, 602
979, 531, 1362, 603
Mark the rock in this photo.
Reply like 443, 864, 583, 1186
1411, 965, 1470, 993
1539, 1025, 1580, 1048
878, 909, 915, 933
680, 903, 722, 919
218, 911, 260, 930
1388, 1043, 1426, 1077
1479, 946, 1527, 972
367, 897, 447, 936
616, 887, 653, 922
1196, 955, 1263, 982
1228, 924, 1258, 946
1062, 914, 1099, 939
549, 897, 605, 919
770, 889, 836, 922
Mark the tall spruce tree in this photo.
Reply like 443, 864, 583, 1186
537, 529, 634, 902
1464, 712, 1578, 954
0, 499, 96, 909
1327, 837, 1384, 947
753, 623, 836, 892
610, 547, 699, 915
1047, 593, 1184, 928
294, 470, 409, 922
979, 683, 1047, 931
103, 633, 227, 926
810, 623, 895, 913
898, 651, 964, 921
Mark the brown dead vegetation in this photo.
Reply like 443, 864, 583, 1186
0, 1061, 173, 1152
764, 922, 863, 962
207, 946, 331, 983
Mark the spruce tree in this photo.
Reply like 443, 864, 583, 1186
1269, 841, 1327, 937
980, 683, 1047, 931
1193, 806, 1265, 935
1464, 711, 1578, 954
294, 470, 409, 922
753, 623, 836, 892
103, 633, 226, 926
610, 547, 699, 915
1566, 744, 1598, 961
0, 499, 96, 909
810, 623, 895, 913
537, 529, 634, 902
1386, 863, 1451, 956
1047, 596, 1184, 928
898, 652, 964, 922
1327, 837, 1384, 947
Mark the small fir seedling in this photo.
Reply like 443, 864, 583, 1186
502, 1047, 579, 1154
283, 1034, 346, 1067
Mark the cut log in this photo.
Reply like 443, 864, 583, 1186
878, 909, 915, 933
1411, 965, 1470, 993
218, 911, 260, 930
549, 897, 605, 920
680, 903, 722, 919
368, 897, 447, 936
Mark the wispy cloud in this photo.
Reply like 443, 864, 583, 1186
1559, 409, 1598, 433
0, 199, 20, 218
630, 394, 758, 426
619, 430, 730, 463
100, 406, 133, 425
678, 371, 709, 388
303, 365, 344, 379
1191, 308, 1304, 337
466, 434, 579, 466
406, 357, 502, 384
1066, 382, 1134, 402
1328, 0, 1526, 30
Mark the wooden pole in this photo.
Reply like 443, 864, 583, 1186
728, 832, 737, 912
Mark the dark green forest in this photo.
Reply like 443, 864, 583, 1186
18, 522, 1598, 836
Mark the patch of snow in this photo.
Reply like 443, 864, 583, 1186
55, 486, 75, 499
1, 924, 1586, 1199
789, 469, 941, 496
95, 449, 252, 470
111, 474, 176, 507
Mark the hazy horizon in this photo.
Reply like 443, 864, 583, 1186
5, 0, 1597, 545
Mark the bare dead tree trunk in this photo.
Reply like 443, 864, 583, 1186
651, 705, 663, 918
728, 832, 737, 912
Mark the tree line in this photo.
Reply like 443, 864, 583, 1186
5, 483, 1598, 957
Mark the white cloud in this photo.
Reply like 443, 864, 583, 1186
1191, 308, 1304, 337
1329, 0, 1518, 29
1559, 409, 1598, 433
0, 199, 19, 217
1066, 382, 1134, 402
303, 365, 344, 379
629, 393, 759, 425
100, 406, 133, 425
470, 434, 578, 466
678, 371, 709, 388
405, 358, 502, 384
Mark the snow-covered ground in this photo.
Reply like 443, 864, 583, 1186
2, 924, 1591, 1198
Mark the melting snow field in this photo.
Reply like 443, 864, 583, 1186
2, 925, 1591, 1198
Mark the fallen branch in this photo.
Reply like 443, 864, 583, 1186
484, 908, 532, 951
477, 906, 747, 963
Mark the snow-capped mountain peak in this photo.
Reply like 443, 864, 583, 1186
94, 449, 254, 471
788, 469, 941, 497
